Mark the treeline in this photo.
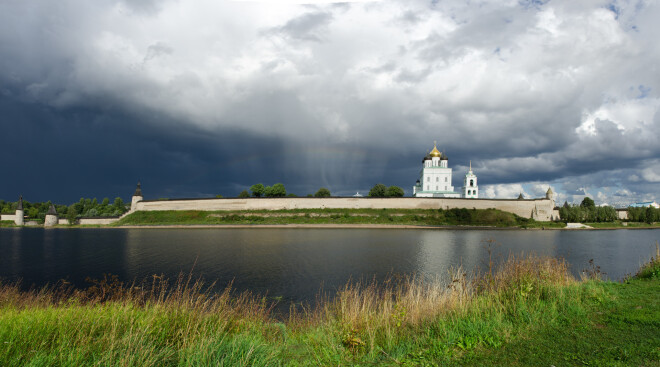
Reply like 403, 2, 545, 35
627, 206, 660, 223
236, 183, 405, 198
0, 198, 128, 221
558, 197, 659, 223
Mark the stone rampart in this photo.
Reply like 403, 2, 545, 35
1, 214, 16, 221
135, 197, 556, 221
78, 217, 120, 225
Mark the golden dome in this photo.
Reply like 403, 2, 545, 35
430, 142, 441, 157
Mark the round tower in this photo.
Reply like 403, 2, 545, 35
44, 203, 58, 227
14, 195, 24, 226
131, 182, 143, 212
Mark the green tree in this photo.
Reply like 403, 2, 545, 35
66, 204, 78, 225
368, 184, 387, 197
215, 194, 223, 198
385, 186, 404, 197
113, 197, 123, 207
238, 190, 250, 198
580, 197, 595, 209
250, 184, 265, 198
265, 183, 286, 197
314, 187, 331, 197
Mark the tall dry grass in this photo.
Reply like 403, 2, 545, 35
0, 251, 589, 365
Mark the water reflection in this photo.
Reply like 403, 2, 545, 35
0, 228, 658, 305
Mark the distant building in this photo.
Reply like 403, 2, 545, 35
413, 142, 477, 198
352, 192, 363, 197
629, 201, 659, 208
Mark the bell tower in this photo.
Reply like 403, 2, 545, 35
462, 161, 478, 198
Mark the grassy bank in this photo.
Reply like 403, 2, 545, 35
114, 208, 545, 228
1, 247, 658, 366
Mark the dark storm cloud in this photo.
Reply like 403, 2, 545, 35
0, 0, 658, 204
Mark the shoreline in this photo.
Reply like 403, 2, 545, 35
37, 223, 660, 230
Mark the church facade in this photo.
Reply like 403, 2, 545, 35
413, 142, 478, 198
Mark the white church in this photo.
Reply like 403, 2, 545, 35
412, 142, 479, 198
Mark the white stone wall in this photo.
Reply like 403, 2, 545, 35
1, 214, 16, 221
78, 218, 120, 225
58, 219, 70, 225
135, 197, 556, 221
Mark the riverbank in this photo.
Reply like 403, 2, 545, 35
113, 208, 546, 228
1, 247, 658, 366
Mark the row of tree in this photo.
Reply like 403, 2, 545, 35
627, 206, 660, 224
367, 184, 404, 197
558, 197, 659, 223
235, 184, 405, 198
0, 197, 128, 222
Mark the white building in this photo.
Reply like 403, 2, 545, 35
462, 161, 479, 198
413, 142, 462, 198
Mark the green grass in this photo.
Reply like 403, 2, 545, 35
114, 208, 539, 228
0, 220, 16, 227
1, 247, 658, 366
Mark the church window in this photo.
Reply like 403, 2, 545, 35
444, 186, 447, 191
445, 177, 447, 182
436, 186, 438, 190
436, 177, 438, 182
470, 179, 474, 187
427, 177, 430, 182
468, 190, 471, 195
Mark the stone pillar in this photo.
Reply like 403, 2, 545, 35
44, 203, 58, 227
131, 181, 143, 212
15, 195, 24, 226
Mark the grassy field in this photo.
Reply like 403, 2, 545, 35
114, 208, 547, 228
1, 246, 658, 366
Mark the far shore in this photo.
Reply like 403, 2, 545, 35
38, 223, 660, 230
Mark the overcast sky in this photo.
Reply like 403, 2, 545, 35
1, 0, 658, 205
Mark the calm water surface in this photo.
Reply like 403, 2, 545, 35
1, 228, 658, 304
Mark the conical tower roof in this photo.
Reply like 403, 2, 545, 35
17, 195, 23, 210
134, 181, 142, 196
46, 203, 57, 216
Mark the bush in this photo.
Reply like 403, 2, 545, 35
238, 190, 250, 198
314, 188, 331, 197
368, 184, 387, 197
386, 186, 404, 197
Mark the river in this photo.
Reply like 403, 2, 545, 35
1, 228, 658, 305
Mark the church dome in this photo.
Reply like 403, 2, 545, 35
429, 143, 441, 157
440, 153, 448, 160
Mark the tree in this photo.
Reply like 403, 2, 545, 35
368, 184, 387, 197
215, 194, 223, 198
580, 197, 595, 209
386, 186, 404, 197
265, 183, 286, 197
314, 187, 331, 197
113, 197, 124, 209
250, 183, 265, 197
238, 190, 250, 198
66, 204, 78, 225
287, 193, 298, 197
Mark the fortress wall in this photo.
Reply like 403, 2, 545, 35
1, 214, 16, 221
78, 218, 120, 225
136, 197, 556, 221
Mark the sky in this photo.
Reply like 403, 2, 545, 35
0, 0, 658, 206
